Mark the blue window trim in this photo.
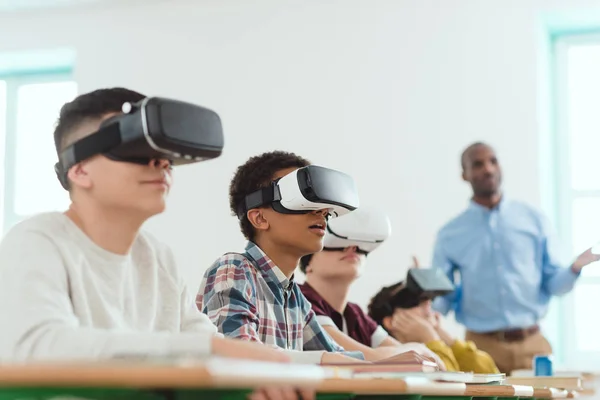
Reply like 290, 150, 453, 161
0, 68, 75, 234
540, 12, 600, 367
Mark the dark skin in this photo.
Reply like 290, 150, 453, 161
246, 167, 330, 278
461, 143, 600, 271
461, 144, 502, 209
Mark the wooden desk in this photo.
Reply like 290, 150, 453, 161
506, 376, 582, 391
0, 361, 569, 400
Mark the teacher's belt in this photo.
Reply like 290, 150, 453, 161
481, 324, 540, 342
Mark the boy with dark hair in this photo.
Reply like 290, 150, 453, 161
368, 281, 499, 373
0, 88, 293, 365
197, 151, 369, 364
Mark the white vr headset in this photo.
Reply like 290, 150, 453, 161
323, 206, 392, 254
237, 165, 360, 218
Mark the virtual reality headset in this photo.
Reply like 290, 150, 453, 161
390, 268, 455, 309
55, 97, 224, 190
323, 206, 391, 254
237, 165, 359, 219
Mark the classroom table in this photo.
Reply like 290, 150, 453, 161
0, 359, 571, 400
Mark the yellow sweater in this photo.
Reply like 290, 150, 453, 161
426, 339, 499, 373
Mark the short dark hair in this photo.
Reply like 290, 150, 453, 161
53, 87, 146, 157
229, 150, 310, 241
299, 254, 313, 273
460, 141, 491, 171
367, 281, 404, 331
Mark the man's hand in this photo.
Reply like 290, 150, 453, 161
571, 247, 600, 273
391, 311, 440, 343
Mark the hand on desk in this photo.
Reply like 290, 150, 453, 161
320, 352, 370, 364
212, 338, 315, 400
211, 337, 290, 363
376, 349, 442, 368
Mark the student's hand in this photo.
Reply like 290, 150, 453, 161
211, 337, 290, 363
429, 311, 442, 329
320, 352, 370, 365
379, 344, 446, 371
249, 387, 315, 400
571, 247, 600, 273
394, 343, 446, 371
376, 350, 434, 365
430, 312, 455, 347
391, 311, 440, 344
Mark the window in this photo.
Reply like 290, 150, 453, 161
553, 33, 600, 370
0, 72, 77, 234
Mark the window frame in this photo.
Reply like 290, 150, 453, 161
552, 32, 600, 369
0, 69, 74, 234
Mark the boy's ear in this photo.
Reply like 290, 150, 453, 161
382, 316, 393, 332
67, 162, 93, 190
247, 208, 270, 233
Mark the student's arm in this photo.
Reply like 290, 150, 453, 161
303, 309, 364, 361
423, 341, 461, 372
450, 340, 500, 374
181, 284, 226, 336
320, 326, 385, 361
198, 265, 263, 342
199, 262, 329, 364
431, 234, 458, 315
0, 231, 218, 361
377, 335, 403, 347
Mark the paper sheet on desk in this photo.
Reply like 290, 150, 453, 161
323, 369, 505, 384
109, 354, 327, 383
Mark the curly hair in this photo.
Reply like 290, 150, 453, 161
229, 150, 311, 241
367, 281, 404, 331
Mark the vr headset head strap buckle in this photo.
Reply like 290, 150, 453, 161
54, 122, 123, 190
236, 184, 282, 218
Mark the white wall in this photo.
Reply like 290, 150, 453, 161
2, 0, 600, 337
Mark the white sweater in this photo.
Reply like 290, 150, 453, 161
0, 212, 218, 361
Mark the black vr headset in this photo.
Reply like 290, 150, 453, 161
237, 165, 360, 219
55, 97, 224, 190
390, 268, 455, 309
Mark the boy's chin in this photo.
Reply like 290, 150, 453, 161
305, 241, 324, 254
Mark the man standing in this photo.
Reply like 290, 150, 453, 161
431, 142, 599, 373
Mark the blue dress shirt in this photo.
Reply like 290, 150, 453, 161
432, 197, 580, 333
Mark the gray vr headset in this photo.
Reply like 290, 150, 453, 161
391, 268, 455, 309
55, 97, 224, 190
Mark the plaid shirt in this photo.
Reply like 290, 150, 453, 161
197, 242, 359, 358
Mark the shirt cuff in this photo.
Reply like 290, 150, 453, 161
342, 351, 365, 360
315, 315, 337, 328
370, 326, 390, 348
569, 264, 583, 278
